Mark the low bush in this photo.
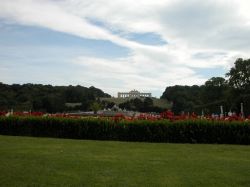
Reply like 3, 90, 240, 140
0, 116, 250, 144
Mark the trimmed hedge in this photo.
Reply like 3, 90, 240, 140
0, 116, 250, 144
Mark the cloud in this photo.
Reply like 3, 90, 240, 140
1, 0, 250, 97
0, 0, 115, 40
0, 0, 164, 50
71, 50, 207, 96
158, 0, 250, 53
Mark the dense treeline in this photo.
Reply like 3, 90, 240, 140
0, 83, 110, 113
1, 58, 249, 114
0, 116, 249, 144
161, 58, 250, 116
118, 97, 165, 113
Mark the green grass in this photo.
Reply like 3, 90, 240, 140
0, 135, 250, 186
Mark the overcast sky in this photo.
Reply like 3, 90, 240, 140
0, 0, 250, 97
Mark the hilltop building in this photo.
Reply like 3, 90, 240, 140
118, 89, 152, 98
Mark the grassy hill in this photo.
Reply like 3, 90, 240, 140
0, 135, 250, 186
100, 97, 172, 109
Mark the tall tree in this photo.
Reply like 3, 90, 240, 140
226, 58, 250, 115
226, 58, 250, 90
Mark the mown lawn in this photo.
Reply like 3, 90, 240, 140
0, 135, 249, 186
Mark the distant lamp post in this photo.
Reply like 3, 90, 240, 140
241, 103, 244, 118
220, 105, 224, 118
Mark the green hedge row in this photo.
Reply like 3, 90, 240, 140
0, 116, 250, 144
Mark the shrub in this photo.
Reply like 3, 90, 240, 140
0, 116, 250, 144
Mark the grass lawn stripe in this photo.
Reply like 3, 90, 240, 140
0, 135, 249, 186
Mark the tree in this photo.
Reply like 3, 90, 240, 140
119, 101, 131, 110
0, 83, 110, 112
205, 77, 226, 87
161, 85, 201, 114
143, 97, 153, 112
202, 77, 229, 104
90, 102, 101, 114
132, 98, 143, 111
225, 58, 250, 115
226, 58, 250, 90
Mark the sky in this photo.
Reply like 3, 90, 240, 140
0, 0, 250, 97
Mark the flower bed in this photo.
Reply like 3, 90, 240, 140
0, 114, 249, 144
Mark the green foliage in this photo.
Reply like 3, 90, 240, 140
161, 58, 250, 115
90, 102, 101, 114
161, 85, 203, 114
0, 116, 250, 144
226, 58, 250, 90
101, 97, 171, 111
118, 97, 164, 112
0, 83, 110, 112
